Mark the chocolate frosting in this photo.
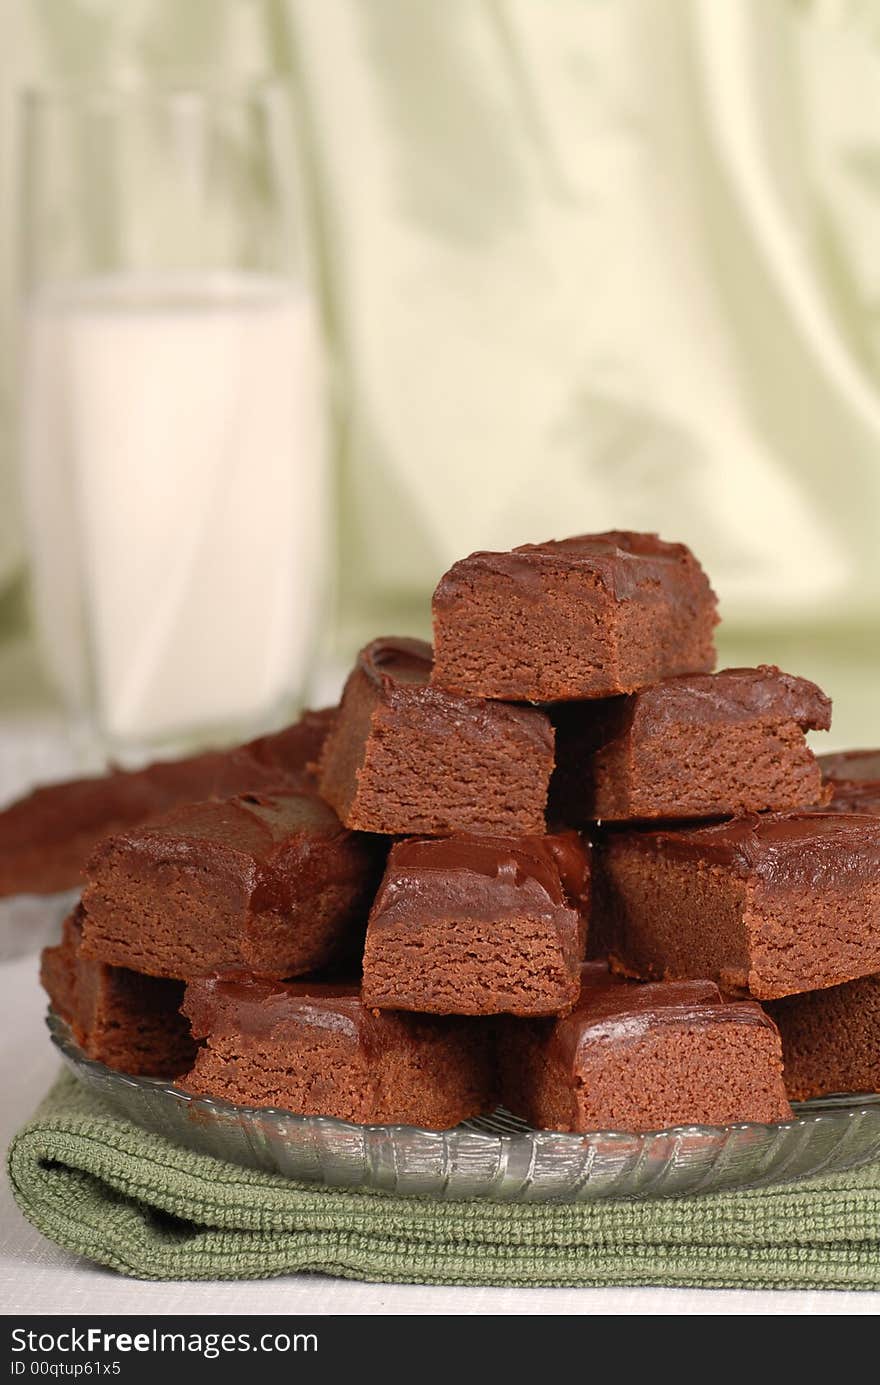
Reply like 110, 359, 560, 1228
620, 811, 880, 888
183, 976, 368, 1045
551, 963, 776, 1073
103, 789, 347, 863
819, 749, 880, 784
628, 665, 831, 733
377, 831, 590, 916
434, 531, 717, 607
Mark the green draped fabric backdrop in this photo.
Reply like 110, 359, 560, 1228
2, 0, 879, 743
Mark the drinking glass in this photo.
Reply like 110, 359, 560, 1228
18, 81, 328, 761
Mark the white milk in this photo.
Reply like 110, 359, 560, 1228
21, 272, 326, 749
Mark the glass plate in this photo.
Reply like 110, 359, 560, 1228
49, 1011, 880, 1203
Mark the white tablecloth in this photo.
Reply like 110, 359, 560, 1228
1, 721, 878, 1316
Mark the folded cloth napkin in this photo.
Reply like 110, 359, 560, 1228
7, 1074, 880, 1289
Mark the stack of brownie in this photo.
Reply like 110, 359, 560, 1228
29, 531, 880, 1132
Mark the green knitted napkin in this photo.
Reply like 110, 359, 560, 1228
7, 1073, 880, 1289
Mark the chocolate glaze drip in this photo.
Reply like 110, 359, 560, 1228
542, 832, 592, 913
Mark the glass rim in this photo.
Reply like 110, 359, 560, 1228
18, 74, 288, 109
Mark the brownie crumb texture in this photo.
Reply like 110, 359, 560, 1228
597, 814, 880, 1000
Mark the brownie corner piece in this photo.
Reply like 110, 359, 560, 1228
361, 830, 590, 1015
179, 976, 495, 1128
41, 907, 195, 1076
81, 789, 383, 980
598, 812, 880, 999
316, 636, 554, 835
431, 531, 718, 701
498, 964, 791, 1132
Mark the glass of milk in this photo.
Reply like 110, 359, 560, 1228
18, 82, 328, 761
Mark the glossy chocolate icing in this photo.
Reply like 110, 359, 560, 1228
819, 749, 880, 784
551, 963, 776, 1073
108, 789, 349, 863
434, 531, 717, 607
377, 831, 590, 917
183, 975, 369, 1046
627, 665, 831, 733
624, 811, 880, 888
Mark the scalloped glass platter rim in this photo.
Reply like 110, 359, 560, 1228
48, 1011, 880, 1202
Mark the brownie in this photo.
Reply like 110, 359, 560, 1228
0, 707, 335, 898
766, 974, 880, 1101
361, 831, 590, 1016
179, 976, 495, 1128
596, 812, 880, 999
821, 781, 880, 816
819, 749, 880, 783
41, 908, 195, 1076
551, 665, 831, 823
816, 749, 880, 817
317, 637, 554, 836
431, 532, 718, 702
498, 963, 791, 1132
81, 789, 383, 980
